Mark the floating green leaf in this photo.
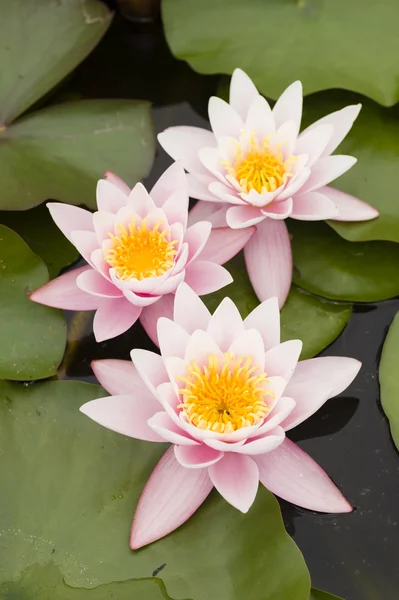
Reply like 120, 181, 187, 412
0, 379, 310, 600
0, 204, 79, 278
0, 100, 155, 210
0, 226, 66, 380
289, 220, 399, 302
203, 253, 352, 359
310, 590, 343, 600
0, 0, 112, 125
162, 0, 399, 106
379, 311, 399, 450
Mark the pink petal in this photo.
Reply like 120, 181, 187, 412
244, 297, 280, 351
281, 380, 334, 431
127, 183, 156, 216
47, 202, 93, 243
175, 444, 224, 468
277, 165, 311, 201
184, 261, 233, 295
228, 329, 266, 371
123, 289, 161, 307
290, 191, 339, 220
300, 155, 357, 194
208, 96, 244, 140
157, 317, 190, 359
188, 198, 228, 227
245, 95, 275, 137
198, 226, 255, 265
139, 295, 175, 346
272, 81, 303, 137
161, 191, 189, 227
156, 381, 182, 426
261, 198, 293, 219
184, 329, 222, 364
236, 426, 285, 455
30, 266, 99, 310
158, 126, 216, 174
294, 124, 334, 167
226, 205, 265, 229
245, 188, 280, 208
256, 438, 352, 513
271, 121, 298, 157
80, 394, 163, 442
208, 453, 259, 512
204, 438, 246, 452
103, 171, 131, 196
208, 181, 246, 205
320, 186, 379, 221
184, 221, 212, 264
91, 248, 111, 279
91, 358, 146, 396
267, 376, 288, 407
151, 271, 186, 296
130, 446, 213, 549
264, 340, 303, 381
148, 412, 199, 445
96, 179, 128, 214
76, 268, 122, 298
287, 356, 361, 397
255, 397, 296, 435
173, 282, 211, 333
93, 297, 141, 342
300, 104, 362, 158
130, 348, 169, 395
229, 68, 260, 120
207, 297, 245, 350
92, 211, 115, 244
187, 174, 220, 202
70, 231, 99, 266
150, 161, 188, 207
198, 148, 230, 187
244, 219, 292, 308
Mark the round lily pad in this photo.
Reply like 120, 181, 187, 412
379, 311, 399, 451
310, 590, 343, 600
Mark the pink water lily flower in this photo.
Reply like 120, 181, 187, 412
81, 283, 361, 549
31, 163, 253, 342
158, 69, 379, 307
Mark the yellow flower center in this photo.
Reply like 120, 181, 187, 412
178, 352, 273, 434
104, 217, 178, 280
224, 135, 296, 194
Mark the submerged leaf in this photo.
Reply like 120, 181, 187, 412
379, 312, 399, 450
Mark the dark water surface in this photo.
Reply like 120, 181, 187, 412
62, 15, 399, 600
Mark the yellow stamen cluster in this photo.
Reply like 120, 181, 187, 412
178, 352, 273, 434
224, 135, 296, 194
104, 217, 178, 280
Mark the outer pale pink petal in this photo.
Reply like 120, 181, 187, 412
281, 380, 334, 431
123, 289, 161, 307
244, 297, 280, 351
187, 174, 219, 202
300, 104, 362, 157
96, 179, 128, 214
198, 226, 255, 265
226, 205, 265, 229
173, 282, 211, 333
290, 191, 339, 220
139, 295, 174, 346
130, 446, 213, 549
157, 317, 190, 359
294, 124, 334, 167
93, 297, 142, 342
185, 261, 233, 295
47, 202, 93, 243
70, 231, 99, 266
261, 198, 293, 219
264, 340, 303, 381
184, 221, 212, 264
229, 68, 260, 120
103, 171, 131, 196
208, 453, 259, 512
150, 161, 188, 207
30, 266, 100, 310
80, 394, 163, 441
207, 297, 245, 351
300, 155, 357, 194
76, 268, 123, 298
320, 186, 379, 221
175, 444, 224, 468
236, 426, 285, 455
228, 329, 266, 371
188, 198, 228, 227
256, 438, 352, 513
127, 182, 156, 216
287, 356, 361, 397
158, 126, 216, 173
148, 412, 199, 445
208, 96, 244, 140
272, 81, 303, 137
91, 358, 146, 396
130, 348, 169, 395
161, 191, 189, 227
244, 219, 292, 308
246, 95, 275, 137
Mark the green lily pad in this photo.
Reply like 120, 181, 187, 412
0, 99, 155, 210
203, 253, 352, 360
0, 379, 311, 600
310, 590, 343, 600
0, 0, 112, 125
162, 0, 399, 106
301, 93, 399, 243
0, 563, 176, 600
0, 204, 79, 278
0, 226, 66, 380
379, 311, 399, 450
288, 220, 399, 302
